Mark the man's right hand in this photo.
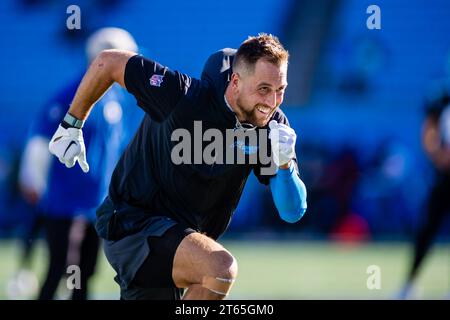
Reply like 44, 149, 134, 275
48, 125, 89, 173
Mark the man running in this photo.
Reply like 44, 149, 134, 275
48, 33, 307, 300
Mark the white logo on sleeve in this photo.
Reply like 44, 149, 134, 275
149, 74, 164, 87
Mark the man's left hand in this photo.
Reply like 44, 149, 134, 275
268, 120, 297, 167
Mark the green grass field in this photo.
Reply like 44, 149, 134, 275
0, 239, 448, 299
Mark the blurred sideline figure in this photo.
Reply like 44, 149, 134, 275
14, 27, 142, 300
398, 91, 450, 299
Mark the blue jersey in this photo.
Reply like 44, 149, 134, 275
32, 76, 143, 220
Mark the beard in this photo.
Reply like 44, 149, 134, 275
236, 97, 277, 127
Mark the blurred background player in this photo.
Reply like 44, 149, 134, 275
15, 27, 143, 300
398, 90, 450, 299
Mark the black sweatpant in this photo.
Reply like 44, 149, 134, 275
38, 217, 100, 300
407, 173, 450, 281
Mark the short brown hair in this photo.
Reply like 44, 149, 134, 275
233, 33, 289, 74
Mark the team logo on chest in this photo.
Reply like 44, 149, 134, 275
149, 74, 164, 87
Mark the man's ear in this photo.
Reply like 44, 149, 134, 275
230, 72, 240, 90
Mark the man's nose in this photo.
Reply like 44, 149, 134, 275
264, 92, 277, 108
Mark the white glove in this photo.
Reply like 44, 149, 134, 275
48, 125, 89, 173
268, 120, 297, 167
